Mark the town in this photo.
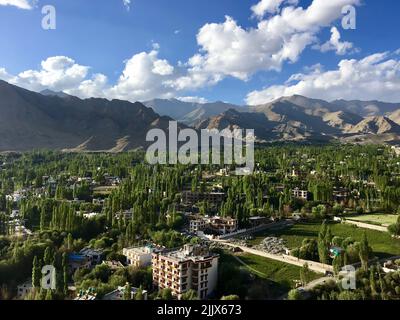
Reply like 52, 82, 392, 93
0, 144, 400, 301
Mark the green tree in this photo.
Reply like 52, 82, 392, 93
32, 256, 42, 288
300, 263, 311, 286
181, 289, 199, 300
288, 289, 304, 300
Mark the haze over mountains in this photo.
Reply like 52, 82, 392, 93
1, 79, 400, 152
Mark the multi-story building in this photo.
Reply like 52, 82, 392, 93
292, 188, 308, 200
123, 246, 154, 267
207, 216, 238, 234
152, 244, 219, 300
189, 219, 207, 233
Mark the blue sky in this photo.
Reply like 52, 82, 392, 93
1, 0, 400, 105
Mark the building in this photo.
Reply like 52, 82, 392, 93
333, 188, 350, 202
207, 216, 238, 234
17, 279, 33, 299
189, 219, 207, 233
292, 188, 308, 200
68, 254, 92, 274
152, 244, 219, 300
79, 248, 104, 267
249, 216, 269, 227
102, 260, 124, 271
123, 246, 154, 267
68, 248, 103, 273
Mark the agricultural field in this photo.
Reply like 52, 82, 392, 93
248, 221, 400, 259
346, 214, 399, 226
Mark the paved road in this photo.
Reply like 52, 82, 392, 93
342, 219, 388, 232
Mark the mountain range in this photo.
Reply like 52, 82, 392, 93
145, 95, 400, 144
0, 80, 180, 152
0, 79, 400, 151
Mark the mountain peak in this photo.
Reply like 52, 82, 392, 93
40, 89, 71, 99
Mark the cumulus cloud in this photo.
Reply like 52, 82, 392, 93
246, 51, 400, 105
0, 0, 34, 9
6, 56, 90, 93
315, 27, 355, 55
0, 0, 367, 103
251, 0, 298, 18
171, 0, 361, 90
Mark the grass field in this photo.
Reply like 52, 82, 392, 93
237, 253, 321, 286
248, 221, 400, 259
347, 214, 398, 226
219, 251, 322, 298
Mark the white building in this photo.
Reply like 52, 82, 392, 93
292, 188, 308, 200
190, 219, 207, 233
123, 246, 154, 267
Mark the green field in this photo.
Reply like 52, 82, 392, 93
219, 251, 322, 298
238, 253, 321, 285
248, 221, 400, 259
347, 214, 399, 226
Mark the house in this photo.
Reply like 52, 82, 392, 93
102, 260, 124, 271
189, 219, 207, 233
79, 248, 104, 266
152, 244, 219, 300
68, 248, 103, 273
68, 254, 92, 274
123, 246, 155, 267
207, 216, 238, 235
292, 188, 308, 200
17, 279, 33, 299
249, 216, 269, 227
103, 285, 148, 300
92, 198, 105, 206
333, 188, 350, 202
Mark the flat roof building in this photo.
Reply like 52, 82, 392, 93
152, 244, 219, 300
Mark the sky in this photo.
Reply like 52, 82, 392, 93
0, 0, 399, 105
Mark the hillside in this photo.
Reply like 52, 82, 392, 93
0, 81, 179, 152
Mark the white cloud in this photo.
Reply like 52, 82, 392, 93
177, 96, 208, 104
122, 0, 131, 11
0, 68, 13, 82
105, 48, 178, 101
0, 0, 368, 103
315, 27, 355, 55
171, 0, 361, 91
251, 0, 298, 18
7, 56, 90, 93
0, 0, 34, 10
152, 59, 174, 76
246, 51, 400, 105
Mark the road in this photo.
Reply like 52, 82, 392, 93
342, 219, 388, 232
